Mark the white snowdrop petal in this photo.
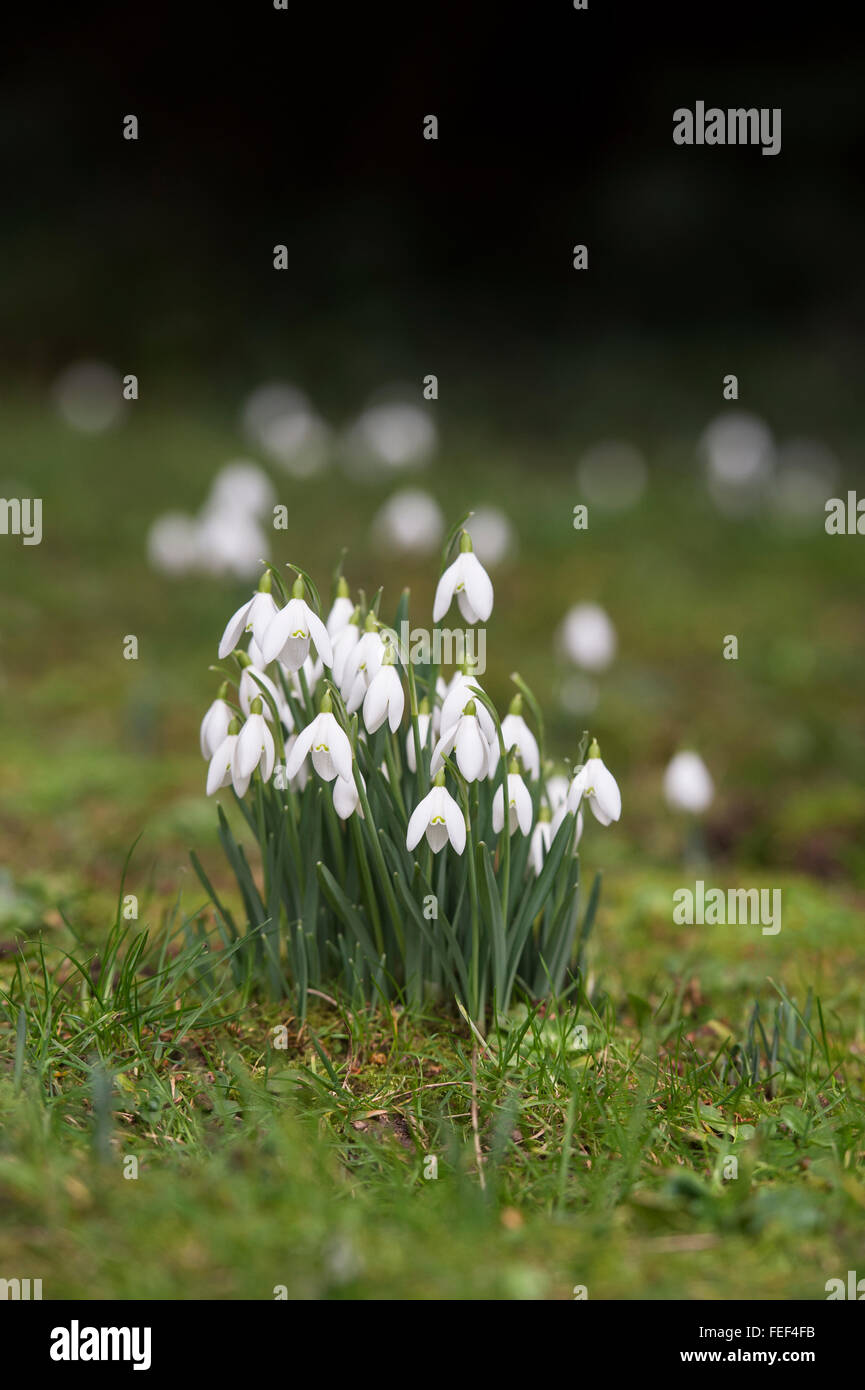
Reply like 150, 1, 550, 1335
462, 553, 494, 622
286, 718, 317, 779
433, 559, 459, 622
443, 793, 466, 854
406, 791, 434, 851
218, 598, 254, 660
306, 607, 333, 667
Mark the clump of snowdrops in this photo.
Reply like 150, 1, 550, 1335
195, 519, 622, 1021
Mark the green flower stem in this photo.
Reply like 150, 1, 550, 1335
296, 666, 316, 723
353, 766, 405, 955
383, 730, 407, 821
405, 661, 427, 800
322, 782, 347, 882
459, 777, 481, 1019
349, 812, 385, 956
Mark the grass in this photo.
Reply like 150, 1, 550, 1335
0, 380, 863, 1299
1, 858, 862, 1300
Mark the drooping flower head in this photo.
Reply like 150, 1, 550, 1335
362, 640, 405, 734
406, 771, 466, 855
431, 699, 490, 782
567, 739, 621, 825
286, 690, 352, 783
217, 571, 279, 660
200, 681, 234, 758
326, 575, 355, 637
492, 756, 533, 837
260, 574, 333, 673
433, 530, 494, 625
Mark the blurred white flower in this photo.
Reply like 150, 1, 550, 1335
333, 773, 363, 820
772, 439, 840, 522
200, 695, 233, 759
147, 513, 201, 576
545, 775, 569, 812
497, 701, 540, 780
699, 411, 775, 516
345, 398, 436, 476
206, 461, 275, 519
464, 507, 515, 565
492, 770, 533, 837
196, 510, 269, 580
529, 814, 552, 875
405, 707, 433, 772
238, 664, 283, 722
326, 579, 355, 636
371, 489, 444, 554
242, 382, 329, 478
558, 604, 616, 671
663, 750, 714, 814
550, 802, 584, 854
577, 441, 647, 510
53, 361, 125, 433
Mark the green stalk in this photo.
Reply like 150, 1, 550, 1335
353, 766, 405, 955
349, 813, 385, 956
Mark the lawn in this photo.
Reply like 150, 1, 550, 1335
1, 379, 863, 1300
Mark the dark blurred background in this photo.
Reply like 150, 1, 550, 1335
1, 2, 864, 915
3, 1, 864, 429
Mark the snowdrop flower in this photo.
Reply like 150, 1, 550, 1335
238, 660, 283, 722
233, 699, 276, 786
558, 604, 617, 672
567, 741, 621, 825
286, 693, 352, 783
439, 671, 495, 744
545, 774, 569, 813
433, 532, 494, 625
406, 699, 433, 773
663, 751, 714, 815
260, 576, 333, 672
200, 684, 233, 758
218, 576, 280, 659
332, 608, 361, 686
206, 720, 251, 797
326, 577, 355, 637
430, 700, 490, 782
207, 461, 275, 519
551, 801, 584, 853
492, 761, 533, 837
341, 618, 386, 713
282, 735, 308, 790
529, 807, 553, 875
333, 771, 364, 820
362, 646, 405, 734
490, 694, 539, 780
372, 488, 444, 554
406, 773, 466, 855
431, 675, 449, 734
